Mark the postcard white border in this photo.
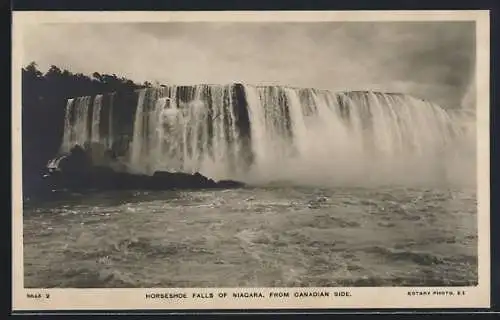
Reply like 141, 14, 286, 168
12, 10, 491, 311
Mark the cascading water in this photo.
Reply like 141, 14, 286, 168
125, 85, 243, 178
58, 84, 474, 186
91, 94, 103, 143
107, 93, 115, 150
60, 98, 75, 152
241, 87, 468, 186
130, 89, 148, 169
74, 96, 91, 145
268, 87, 465, 186
60, 93, 115, 155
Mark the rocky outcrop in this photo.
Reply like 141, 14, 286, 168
42, 145, 245, 194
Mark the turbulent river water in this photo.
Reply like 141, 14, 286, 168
23, 185, 477, 288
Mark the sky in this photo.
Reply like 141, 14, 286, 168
22, 21, 475, 109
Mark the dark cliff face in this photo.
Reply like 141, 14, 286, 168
40, 145, 245, 197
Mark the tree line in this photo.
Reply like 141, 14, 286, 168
21, 62, 152, 197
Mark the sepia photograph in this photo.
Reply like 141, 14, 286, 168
12, 11, 490, 310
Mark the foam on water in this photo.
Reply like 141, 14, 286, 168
23, 186, 478, 288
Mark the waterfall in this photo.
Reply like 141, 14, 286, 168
58, 84, 473, 186
124, 85, 244, 177
60, 98, 75, 152
71, 96, 91, 147
107, 93, 115, 149
130, 89, 147, 170
91, 94, 103, 143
